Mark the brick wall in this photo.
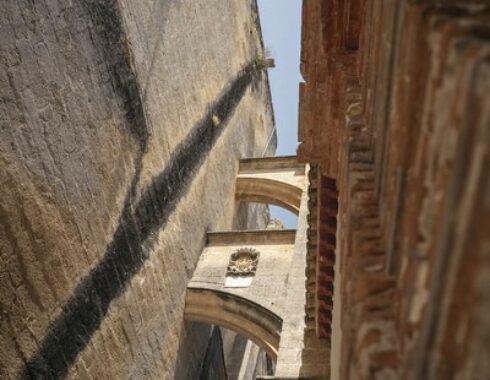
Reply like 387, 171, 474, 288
298, 1, 490, 379
0, 1, 275, 378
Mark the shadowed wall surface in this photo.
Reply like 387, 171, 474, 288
299, 1, 490, 379
0, 0, 275, 378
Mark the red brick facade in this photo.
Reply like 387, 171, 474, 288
299, 1, 490, 378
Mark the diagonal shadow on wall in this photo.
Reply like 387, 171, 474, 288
20, 62, 257, 380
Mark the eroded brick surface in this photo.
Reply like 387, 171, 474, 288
299, 1, 490, 379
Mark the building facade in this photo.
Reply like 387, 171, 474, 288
0, 0, 488, 379
0, 1, 276, 378
299, 0, 490, 379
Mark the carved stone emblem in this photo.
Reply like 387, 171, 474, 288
226, 248, 259, 276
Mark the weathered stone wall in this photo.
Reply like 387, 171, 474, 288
299, 0, 489, 379
0, 1, 275, 379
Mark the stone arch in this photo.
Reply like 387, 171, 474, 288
235, 177, 302, 215
185, 288, 282, 359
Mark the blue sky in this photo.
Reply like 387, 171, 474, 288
257, 0, 302, 228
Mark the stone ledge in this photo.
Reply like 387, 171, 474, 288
207, 229, 297, 246
239, 155, 306, 171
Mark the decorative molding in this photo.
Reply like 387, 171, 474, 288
305, 164, 338, 341
227, 248, 260, 276
299, 0, 490, 378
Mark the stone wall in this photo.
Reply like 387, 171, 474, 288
0, 0, 275, 379
299, 1, 489, 379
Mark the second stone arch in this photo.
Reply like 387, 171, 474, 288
235, 155, 307, 215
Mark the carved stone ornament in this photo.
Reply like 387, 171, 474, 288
226, 248, 259, 276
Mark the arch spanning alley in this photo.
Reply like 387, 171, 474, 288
185, 289, 282, 359
184, 157, 313, 374
235, 156, 306, 215
236, 177, 302, 214
184, 229, 296, 361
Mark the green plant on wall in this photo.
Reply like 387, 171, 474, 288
255, 47, 275, 70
